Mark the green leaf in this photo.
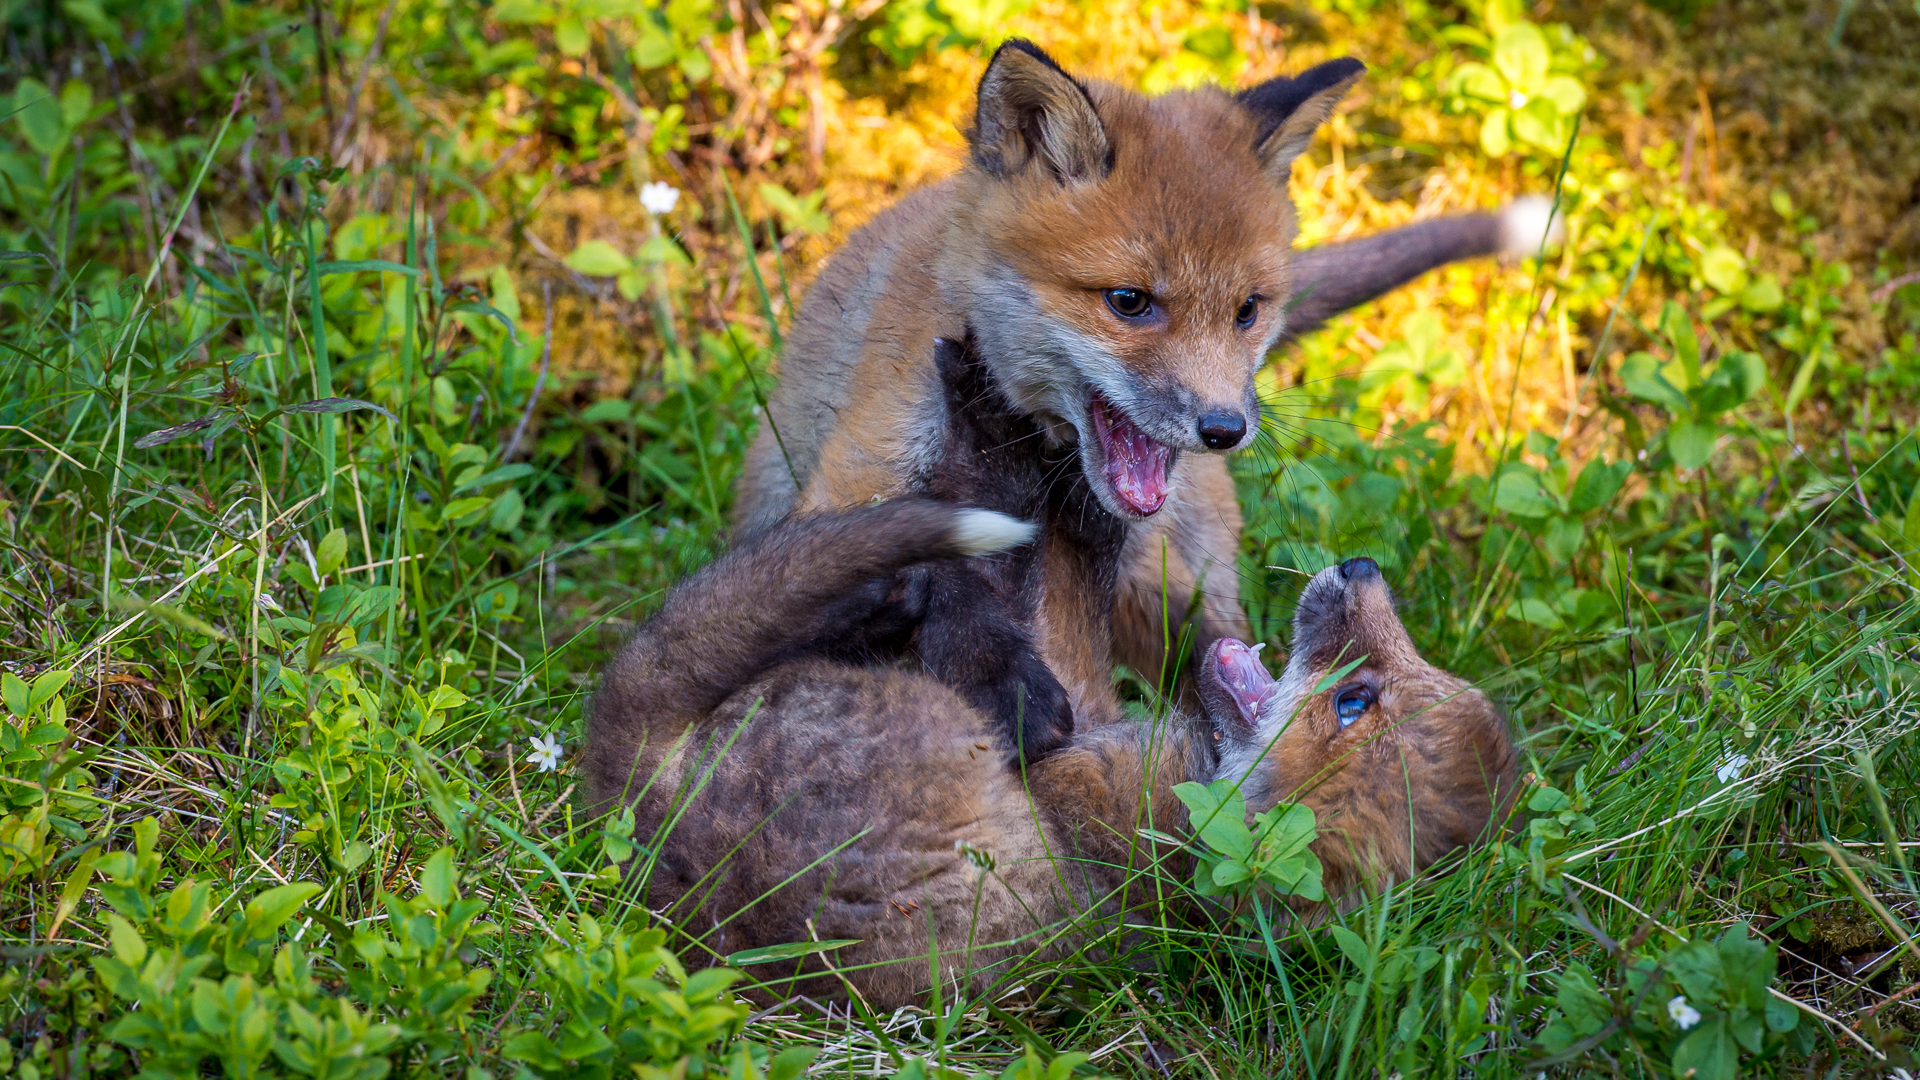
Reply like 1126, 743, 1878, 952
452, 463, 534, 492
1902, 477, 1920, 552
1491, 23, 1549, 93
1527, 785, 1571, 813
1511, 97, 1568, 151
1740, 273, 1784, 312
1329, 925, 1372, 969
1672, 1014, 1739, 1080
441, 497, 492, 525
421, 848, 457, 908
565, 240, 633, 276
726, 938, 860, 966
243, 882, 323, 938
1569, 459, 1629, 514
1619, 351, 1690, 414
489, 0, 554, 23
1479, 109, 1512, 157
1544, 514, 1583, 563
59, 0, 118, 43
1492, 463, 1558, 519
1667, 420, 1719, 470
27, 668, 72, 711
341, 840, 374, 871
1701, 245, 1747, 295
756, 183, 831, 236
474, 582, 519, 621
555, 17, 590, 55
107, 913, 147, 965
1449, 62, 1505, 102
426, 685, 469, 714
280, 397, 397, 421
1182, 22, 1236, 62
313, 259, 422, 278
500, 1031, 566, 1069
2, 672, 28, 718
1536, 74, 1586, 115
489, 489, 525, 533
1660, 302, 1702, 385
316, 528, 349, 577
1764, 990, 1799, 1032
1173, 779, 1254, 861
579, 399, 635, 424
12, 80, 64, 156
769, 1047, 819, 1080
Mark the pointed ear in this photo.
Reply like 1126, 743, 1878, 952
968, 39, 1113, 184
1236, 57, 1366, 176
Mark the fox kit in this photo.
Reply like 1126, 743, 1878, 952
734, 39, 1560, 698
586, 351, 1517, 1004
584, 508, 1515, 1006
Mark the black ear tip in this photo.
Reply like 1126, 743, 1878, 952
1321, 57, 1368, 81
988, 37, 1062, 72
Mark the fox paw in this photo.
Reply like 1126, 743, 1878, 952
994, 650, 1074, 764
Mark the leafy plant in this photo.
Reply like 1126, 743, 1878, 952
1446, 2, 1591, 157
1616, 302, 1768, 470
1536, 924, 1806, 1079
1173, 779, 1324, 907
503, 914, 761, 1079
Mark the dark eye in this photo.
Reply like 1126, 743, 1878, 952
1235, 296, 1258, 328
1105, 288, 1153, 319
1333, 685, 1375, 728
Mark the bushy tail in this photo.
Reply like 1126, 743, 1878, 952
1283, 197, 1563, 341
583, 500, 1034, 799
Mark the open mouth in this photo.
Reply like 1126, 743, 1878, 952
1088, 392, 1174, 517
1207, 639, 1277, 727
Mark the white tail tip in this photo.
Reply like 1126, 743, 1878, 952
1498, 195, 1564, 260
951, 509, 1038, 555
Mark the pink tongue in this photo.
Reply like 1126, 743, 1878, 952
1209, 639, 1277, 727
1092, 397, 1172, 516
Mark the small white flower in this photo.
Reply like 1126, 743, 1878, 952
1715, 753, 1750, 784
640, 181, 681, 216
1667, 995, 1701, 1030
1508, 88, 1529, 109
526, 732, 564, 772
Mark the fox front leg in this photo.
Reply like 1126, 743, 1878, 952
914, 559, 1075, 764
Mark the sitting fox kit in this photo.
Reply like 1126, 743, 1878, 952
736, 40, 1560, 690
586, 342, 1517, 1007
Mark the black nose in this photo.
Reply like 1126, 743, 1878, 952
1197, 411, 1247, 449
1339, 557, 1379, 581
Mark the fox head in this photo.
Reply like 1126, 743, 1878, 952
1197, 558, 1519, 907
938, 39, 1364, 520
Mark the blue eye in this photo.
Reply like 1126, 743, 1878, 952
1334, 686, 1374, 727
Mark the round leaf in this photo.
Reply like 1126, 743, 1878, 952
1480, 109, 1512, 157
1450, 62, 1506, 102
1491, 23, 1550, 93
1537, 74, 1587, 115
1700, 245, 1748, 296
565, 240, 634, 277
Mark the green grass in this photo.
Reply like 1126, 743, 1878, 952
4, 0, 1920, 1076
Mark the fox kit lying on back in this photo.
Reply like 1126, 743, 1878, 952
588, 346, 1518, 1007
735, 40, 1560, 732
584, 519, 1516, 1007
